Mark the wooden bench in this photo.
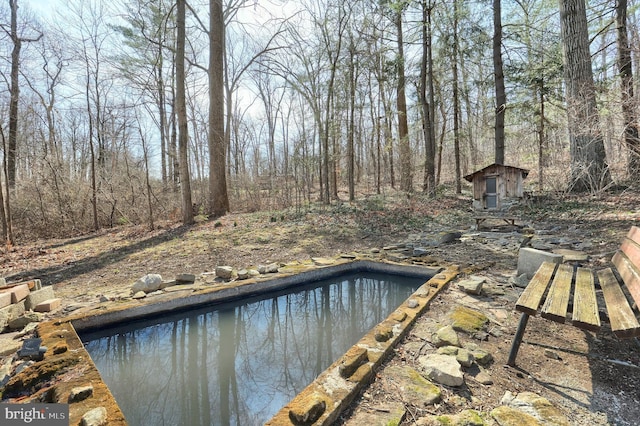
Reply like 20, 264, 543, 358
475, 215, 518, 229
507, 226, 640, 366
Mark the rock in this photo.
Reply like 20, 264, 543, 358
491, 405, 540, 426
176, 273, 196, 283
131, 274, 163, 294
34, 298, 62, 312
0, 292, 11, 309
437, 346, 459, 356
16, 322, 39, 338
98, 295, 110, 303
69, 385, 94, 403
458, 276, 485, 295
311, 257, 334, 266
81, 407, 108, 426
215, 266, 234, 280
475, 371, 494, 385
339, 347, 369, 378
456, 348, 474, 367
494, 392, 569, 426
510, 273, 530, 288
257, 263, 279, 274
8, 312, 43, 331
407, 299, 419, 309
17, 337, 46, 360
0, 361, 12, 388
384, 366, 441, 406
7, 284, 30, 304
469, 347, 494, 366
450, 306, 489, 334
288, 393, 326, 425
342, 403, 405, 426
438, 231, 462, 244
418, 354, 464, 387
375, 325, 394, 342
544, 349, 561, 360
433, 325, 460, 348
24, 286, 56, 310
132, 291, 146, 300
516, 247, 562, 279
0, 302, 26, 331
551, 248, 589, 262
413, 247, 429, 256
386, 252, 408, 262
419, 409, 486, 426
237, 269, 249, 280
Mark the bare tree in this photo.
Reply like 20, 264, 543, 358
5, 0, 41, 188
208, 0, 229, 217
394, 5, 412, 193
493, 0, 505, 164
176, 0, 193, 224
616, 0, 640, 178
559, 0, 610, 192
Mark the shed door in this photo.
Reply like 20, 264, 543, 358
485, 177, 497, 209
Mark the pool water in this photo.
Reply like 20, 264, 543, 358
81, 272, 426, 426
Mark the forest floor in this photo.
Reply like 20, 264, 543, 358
2, 188, 640, 424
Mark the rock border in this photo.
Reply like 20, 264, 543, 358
21, 259, 453, 426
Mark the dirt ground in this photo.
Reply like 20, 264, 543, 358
2, 190, 640, 424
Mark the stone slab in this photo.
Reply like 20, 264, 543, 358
516, 247, 563, 279
34, 298, 62, 312
0, 300, 26, 330
8, 284, 30, 304
17, 337, 43, 359
0, 292, 11, 309
25, 286, 55, 310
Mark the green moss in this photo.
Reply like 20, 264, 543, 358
450, 306, 488, 333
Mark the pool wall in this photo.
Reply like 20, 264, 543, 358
24, 259, 456, 426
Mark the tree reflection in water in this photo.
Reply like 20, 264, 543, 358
82, 272, 425, 426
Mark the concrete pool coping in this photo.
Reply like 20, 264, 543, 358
30, 259, 458, 425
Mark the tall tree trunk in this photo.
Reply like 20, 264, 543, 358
8, 0, 21, 189
559, 0, 611, 192
209, 0, 229, 217
0, 126, 11, 245
616, 0, 640, 177
395, 9, 412, 193
493, 0, 506, 164
347, 34, 356, 201
176, 0, 193, 225
420, 0, 436, 196
452, 0, 462, 194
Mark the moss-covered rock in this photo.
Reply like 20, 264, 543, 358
449, 306, 489, 334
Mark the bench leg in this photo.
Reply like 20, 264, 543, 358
507, 313, 530, 366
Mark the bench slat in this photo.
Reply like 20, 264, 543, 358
597, 268, 640, 339
515, 262, 557, 315
625, 225, 640, 246
571, 267, 600, 331
541, 264, 574, 323
615, 240, 640, 310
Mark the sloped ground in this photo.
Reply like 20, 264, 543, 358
2, 189, 640, 424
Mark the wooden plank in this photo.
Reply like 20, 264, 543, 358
571, 267, 601, 331
541, 264, 574, 323
515, 262, 557, 316
615, 242, 640, 309
597, 268, 640, 339
625, 225, 640, 246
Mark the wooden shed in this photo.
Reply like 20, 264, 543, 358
464, 164, 529, 212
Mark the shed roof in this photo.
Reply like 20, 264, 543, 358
463, 163, 529, 182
